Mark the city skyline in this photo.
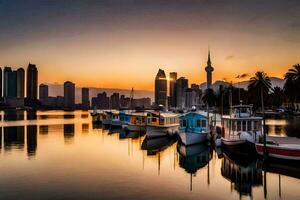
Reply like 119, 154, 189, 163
1, 0, 299, 90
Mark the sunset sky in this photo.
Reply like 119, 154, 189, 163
0, 0, 299, 90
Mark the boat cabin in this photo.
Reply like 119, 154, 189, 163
147, 112, 179, 127
130, 112, 147, 125
179, 112, 208, 133
119, 111, 131, 124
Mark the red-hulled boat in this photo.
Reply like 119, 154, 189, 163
255, 140, 300, 161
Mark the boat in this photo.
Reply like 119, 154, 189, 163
90, 109, 101, 123
178, 111, 209, 145
122, 112, 147, 132
110, 110, 122, 128
146, 111, 179, 138
255, 136, 300, 161
221, 104, 263, 155
141, 136, 177, 154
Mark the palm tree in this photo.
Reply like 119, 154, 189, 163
248, 71, 272, 160
271, 87, 284, 108
284, 64, 300, 106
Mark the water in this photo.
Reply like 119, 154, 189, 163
0, 110, 299, 200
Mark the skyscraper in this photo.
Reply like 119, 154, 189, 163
110, 93, 120, 109
39, 84, 49, 100
26, 63, 38, 100
176, 77, 188, 108
0, 67, 2, 98
205, 50, 214, 89
3, 67, 17, 98
17, 68, 25, 98
64, 81, 75, 110
169, 72, 177, 108
81, 87, 90, 109
155, 69, 167, 107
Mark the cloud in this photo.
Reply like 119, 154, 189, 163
226, 55, 235, 60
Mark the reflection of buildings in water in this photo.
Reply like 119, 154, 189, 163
4, 126, 25, 150
64, 124, 75, 144
63, 114, 75, 119
27, 125, 37, 157
4, 110, 24, 121
92, 123, 102, 129
221, 152, 262, 197
27, 110, 37, 120
0, 128, 2, 149
82, 123, 89, 133
39, 125, 49, 135
177, 142, 211, 191
81, 113, 89, 118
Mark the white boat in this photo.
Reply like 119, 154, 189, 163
221, 104, 263, 155
110, 110, 122, 128
123, 112, 147, 132
146, 111, 179, 138
255, 137, 300, 160
178, 111, 210, 146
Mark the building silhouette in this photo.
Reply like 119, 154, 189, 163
169, 72, 177, 108
205, 50, 214, 89
17, 67, 25, 98
155, 69, 167, 107
91, 92, 109, 109
176, 77, 188, 108
26, 63, 38, 100
39, 84, 49, 100
110, 93, 120, 109
3, 67, 17, 98
64, 81, 75, 110
0, 67, 2, 98
81, 87, 90, 109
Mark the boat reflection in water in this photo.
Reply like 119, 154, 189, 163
141, 135, 177, 155
177, 142, 211, 191
221, 150, 262, 198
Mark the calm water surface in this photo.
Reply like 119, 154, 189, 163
0, 110, 299, 200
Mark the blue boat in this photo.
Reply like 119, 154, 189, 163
178, 112, 209, 145
119, 111, 131, 126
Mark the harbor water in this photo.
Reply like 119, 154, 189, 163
0, 110, 299, 200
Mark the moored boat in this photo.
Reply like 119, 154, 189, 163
123, 112, 147, 132
146, 111, 179, 138
221, 104, 263, 155
178, 111, 209, 145
255, 137, 300, 160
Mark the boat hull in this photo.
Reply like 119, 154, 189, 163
102, 119, 111, 126
146, 125, 179, 138
124, 124, 146, 132
178, 131, 208, 146
111, 119, 122, 127
221, 137, 256, 156
255, 143, 300, 161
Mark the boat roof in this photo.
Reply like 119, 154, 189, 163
130, 112, 148, 116
222, 115, 262, 120
231, 104, 253, 108
180, 111, 207, 118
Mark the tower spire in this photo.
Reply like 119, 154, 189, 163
207, 48, 211, 66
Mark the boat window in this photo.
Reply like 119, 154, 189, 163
201, 120, 206, 127
182, 120, 186, 127
159, 117, 164, 125
152, 118, 157, 123
242, 121, 247, 131
247, 121, 251, 131
232, 121, 236, 131
237, 121, 241, 131
196, 120, 201, 127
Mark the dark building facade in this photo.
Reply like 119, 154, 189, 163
176, 77, 188, 108
110, 93, 120, 109
0, 67, 2, 98
81, 87, 90, 109
26, 63, 38, 100
17, 68, 25, 98
39, 84, 49, 100
169, 72, 177, 108
91, 92, 109, 109
154, 69, 167, 107
3, 67, 17, 98
64, 81, 75, 109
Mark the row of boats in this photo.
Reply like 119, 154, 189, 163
91, 104, 300, 161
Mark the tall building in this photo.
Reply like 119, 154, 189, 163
64, 81, 75, 109
91, 92, 109, 109
3, 67, 17, 98
205, 50, 214, 89
110, 93, 120, 109
155, 69, 167, 107
169, 72, 177, 108
17, 67, 25, 98
176, 77, 188, 108
0, 67, 2, 98
81, 87, 90, 109
26, 63, 38, 100
39, 84, 49, 99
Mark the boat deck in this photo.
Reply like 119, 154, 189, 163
267, 136, 300, 145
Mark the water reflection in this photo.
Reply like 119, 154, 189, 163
177, 142, 211, 191
39, 125, 48, 135
141, 136, 176, 155
221, 150, 263, 197
82, 123, 89, 133
64, 124, 75, 144
4, 126, 24, 150
3, 110, 24, 121
27, 125, 37, 157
